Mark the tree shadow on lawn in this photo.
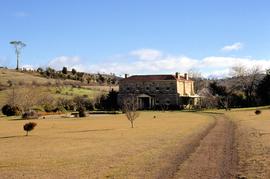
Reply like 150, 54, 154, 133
0, 135, 25, 139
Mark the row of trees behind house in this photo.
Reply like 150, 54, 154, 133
193, 66, 270, 109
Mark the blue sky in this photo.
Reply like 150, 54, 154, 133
0, 0, 270, 77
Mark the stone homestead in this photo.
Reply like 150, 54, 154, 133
118, 72, 199, 109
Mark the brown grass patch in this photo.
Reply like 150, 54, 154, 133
0, 111, 214, 178
226, 110, 270, 178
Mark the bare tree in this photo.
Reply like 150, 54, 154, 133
122, 96, 139, 128
10, 41, 26, 70
7, 87, 39, 112
188, 69, 206, 93
197, 88, 218, 108
230, 65, 262, 105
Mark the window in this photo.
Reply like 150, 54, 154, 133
156, 87, 159, 91
126, 87, 130, 91
146, 87, 150, 90
156, 100, 159, 104
166, 87, 170, 90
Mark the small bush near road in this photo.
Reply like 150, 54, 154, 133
23, 122, 37, 136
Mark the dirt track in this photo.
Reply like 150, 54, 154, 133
159, 114, 238, 179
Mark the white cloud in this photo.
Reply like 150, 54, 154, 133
48, 56, 86, 71
130, 49, 162, 60
47, 49, 270, 78
221, 42, 243, 52
88, 49, 270, 78
21, 64, 34, 70
89, 55, 199, 75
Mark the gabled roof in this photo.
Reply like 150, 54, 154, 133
121, 74, 191, 81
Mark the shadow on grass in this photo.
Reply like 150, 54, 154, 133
199, 111, 225, 115
64, 128, 114, 133
0, 135, 25, 139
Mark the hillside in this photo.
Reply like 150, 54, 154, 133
0, 68, 119, 109
0, 68, 120, 86
0, 68, 60, 86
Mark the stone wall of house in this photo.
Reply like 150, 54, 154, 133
119, 80, 177, 95
118, 78, 196, 107
176, 80, 194, 96
118, 80, 178, 106
155, 94, 179, 106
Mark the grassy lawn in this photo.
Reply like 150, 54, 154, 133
0, 111, 214, 178
226, 109, 270, 178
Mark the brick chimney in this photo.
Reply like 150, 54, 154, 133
175, 72, 179, 79
184, 73, 188, 80
124, 74, 128, 79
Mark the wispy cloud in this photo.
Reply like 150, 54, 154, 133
130, 49, 162, 60
13, 11, 29, 18
48, 56, 86, 72
221, 42, 243, 52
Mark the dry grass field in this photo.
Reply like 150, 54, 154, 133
0, 69, 57, 85
0, 112, 214, 178
226, 109, 270, 179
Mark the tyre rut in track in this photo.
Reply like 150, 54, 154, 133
158, 114, 237, 179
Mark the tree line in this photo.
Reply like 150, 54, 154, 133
194, 66, 270, 109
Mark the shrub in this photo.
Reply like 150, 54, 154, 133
62, 67, 68, 74
57, 98, 76, 111
18, 81, 25, 86
2, 104, 21, 116
22, 110, 39, 119
78, 107, 86, 117
2, 104, 13, 116
23, 122, 37, 136
72, 68, 76, 75
255, 109, 261, 115
12, 106, 22, 115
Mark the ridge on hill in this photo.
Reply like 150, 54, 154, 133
0, 68, 120, 87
